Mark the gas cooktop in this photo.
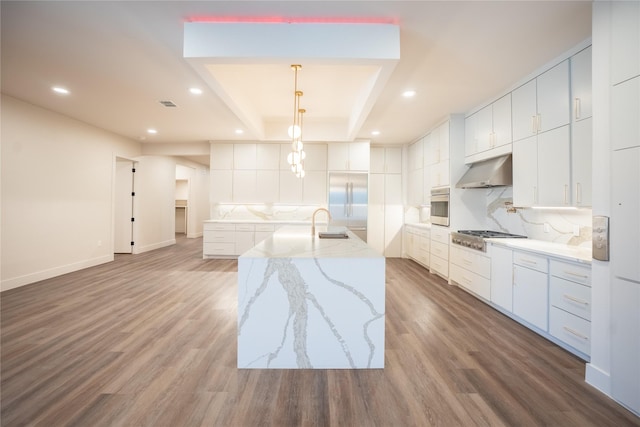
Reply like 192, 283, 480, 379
456, 230, 528, 239
452, 230, 527, 252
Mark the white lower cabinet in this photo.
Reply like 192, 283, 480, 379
513, 251, 549, 331
490, 245, 513, 311
404, 225, 430, 267
450, 245, 491, 300
430, 226, 449, 279
204, 222, 278, 258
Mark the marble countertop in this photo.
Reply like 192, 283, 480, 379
204, 219, 320, 225
240, 225, 383, 259
488, 238, 592, 264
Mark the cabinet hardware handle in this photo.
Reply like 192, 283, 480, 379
574, 98, 581, 119
531, 115, 537, 134
520, 258, 538, 265
463, 276, 472, 283
562, 294, 589, 305
462, 259, 473, 265
563, 326, 589, 340
563, 270, 589, 279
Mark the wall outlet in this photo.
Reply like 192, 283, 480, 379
543, 223, 550, 233
573, 224, 580, 236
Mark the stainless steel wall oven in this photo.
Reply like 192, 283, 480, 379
430, 187, 450, 227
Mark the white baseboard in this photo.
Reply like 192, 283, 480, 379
134, 238, 176, 254
1, 254, 114, 292
586, 363, 611, 396
187, 232, 203, 238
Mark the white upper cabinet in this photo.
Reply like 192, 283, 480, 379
465, 94, 512, 160
512, 60, 570, 142
234, 144, 257, 170
611, 76, 640, 151
571, 46, 593, 121
256, 144, 281, 170
256, 170, 279, 203
210, 143, 234, 170
302, 171, 327, 205
513, 135, 538, 207
303, 144, 328, 171
611, 0, 640, 85
572, 117, 592, 207
328, 142, 369, 171
408, 139, 424, 170
371, 147, 402, 174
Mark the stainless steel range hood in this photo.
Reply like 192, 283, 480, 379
455, 154, 513, 189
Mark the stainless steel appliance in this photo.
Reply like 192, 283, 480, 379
456, 154, 513, 189
430, 187, 450, 227
451, 230, 527, 252
328, 172, 368, 241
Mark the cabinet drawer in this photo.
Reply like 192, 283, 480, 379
550, 277, 591, 320
430, 254, 449, 278
451, 264, 490, 300
451, 246, 490, 279
550, 260, 591, 286
418, 236, 430, 251
203, 242, 235, 255
549, 306, 591, 356
416, 248, 430, 267
204, 231, 235, 243
513, 251, 548, 273
203, 222, 235, 231
235, 224, 255, 232
431, 241, 449, 260
255, 224, 276, 232
430, 227, 449, 244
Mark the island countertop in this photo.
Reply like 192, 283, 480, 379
240, 225, 383, 259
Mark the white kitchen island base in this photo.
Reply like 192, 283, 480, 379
237, 226, 385, 369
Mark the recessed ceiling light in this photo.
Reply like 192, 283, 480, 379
371, 130, 381, 136
189, 87, 203, 95
147, 128, 158, 134
402, 90, 416, 98
52, 86, 70, 95
235, 129, 244, 135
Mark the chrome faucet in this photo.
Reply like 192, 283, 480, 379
311, 208, 331, 236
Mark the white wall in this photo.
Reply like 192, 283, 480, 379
1, 95, 141, 290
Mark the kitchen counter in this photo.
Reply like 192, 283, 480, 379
237, 225, 385, 369
404, 222, 432, 230
488, 238, 592, 264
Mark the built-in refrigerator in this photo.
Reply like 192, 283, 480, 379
328, 172, 368, 241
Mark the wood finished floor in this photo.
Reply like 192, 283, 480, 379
1, 235, 639, 427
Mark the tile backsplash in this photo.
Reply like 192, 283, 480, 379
211, 204, 322, 221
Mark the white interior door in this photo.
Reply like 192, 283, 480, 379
114, 159, 134, 253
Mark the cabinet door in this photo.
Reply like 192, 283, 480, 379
210, 170, 233, 203
572, 117, 592, 207
409, 139, 424, 170
408, 169, 424, 206
492, 93, 513, 147
367, 203, 385, 255
256, 144, 281, 170
210, 143, 234, 170
612, 147, 640, 282
385, 173, 403, 206
537, 126, 571, 206
384, 205, 404, 257
475, 105, 493, 153
438, 121, 450, 161
424, 133, 437, 166
611, 0, 640, 85
279, 171, 303, 204
234, 144, 257, 170
327, 143, 349, 170
537, 60, 571, 133
235, 231, 255, 255
513, 264, 548, 331
303, 143, 328, 171
256, 170, 279, 203
512, 135, 538, 207
233, 170, 256, 203
385, 147, 402, 174
512, 79, 537, 142
370, 147, 385, 173
348, 142, 370, 171
611, 76, 640, 151
571, 46, 593, 121
430, 161, 449, 188
490, 245, 513, 312
465, 112, 479, 157
302, 171, 327, 205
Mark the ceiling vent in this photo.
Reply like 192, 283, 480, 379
159, 100, 177, 107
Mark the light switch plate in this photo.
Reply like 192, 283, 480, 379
592, 216, 610, 261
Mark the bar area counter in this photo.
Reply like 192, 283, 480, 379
237, 226, 385, 369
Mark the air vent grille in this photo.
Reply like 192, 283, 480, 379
159, 100, 177, 107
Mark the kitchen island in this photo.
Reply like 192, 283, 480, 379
237, 225, 385, 369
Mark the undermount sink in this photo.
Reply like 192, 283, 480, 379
318, 230, 349, 239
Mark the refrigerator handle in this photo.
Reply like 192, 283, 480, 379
349, 182, 354, 216
344, 182, 349, 217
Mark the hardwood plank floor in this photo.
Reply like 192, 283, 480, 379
1, 235, 638, 426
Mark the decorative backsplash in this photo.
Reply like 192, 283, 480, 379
211, 204, 323, 221
487, 187, 592, 247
